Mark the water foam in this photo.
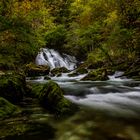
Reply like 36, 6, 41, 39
35, 48, 77, 70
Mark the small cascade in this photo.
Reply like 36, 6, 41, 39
35, 48, 77, 70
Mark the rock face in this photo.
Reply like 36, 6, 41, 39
81, 68, 109, 81
0, 97, 19, 119
0, 73, 26, 104
39, 81, 77, 115
25, 63, 50, 77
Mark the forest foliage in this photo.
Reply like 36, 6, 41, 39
0, 0, 140, 69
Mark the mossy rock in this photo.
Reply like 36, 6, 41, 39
51, 67, 70, 76
68, 68, 87, 77
44, 76, 51, 80
30, 83, 45, 98
39, 81, 78, 116
25, 63, 50, 77
0, 73, 26, 104
0, 97, 20, 119
81, 68, 109, 81
76, 68, 88, 74
68, 72, 79, 77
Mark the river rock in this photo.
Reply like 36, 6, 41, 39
81, 68, 109, 81
0, 73, 26, 104
68, 72, 79, 77
44, 75, 51, 80
50, 67, 70, 76
39, 81, 77, 116
76, 68, 88, 74
68, 68, 88, 77
25, 63, 50, 77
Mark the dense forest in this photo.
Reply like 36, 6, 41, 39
0, 0, 140, 69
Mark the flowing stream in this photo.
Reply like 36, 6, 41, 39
30, 48, 140, 140
27, 72, 140, 140
1, 48, 140, 140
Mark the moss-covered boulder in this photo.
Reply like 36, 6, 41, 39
50, 67, 69, 76
0, 73, 26, 104
68, 72, 79, 77
0, 97, 20, 119
25, 63, 50, 77
76, 68, 88, 74
68, 68, 88, 77
44, 76, 51, 80
81, 68, 109, 81
39, 81, 77, 116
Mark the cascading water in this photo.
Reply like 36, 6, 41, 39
35, 48, 77, 70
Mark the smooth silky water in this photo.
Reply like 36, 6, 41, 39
26, 72, 140, 140
27, 49, 140, 140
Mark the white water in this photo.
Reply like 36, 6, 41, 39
66, 90, 140, 117
108, 71, 131, 81
29, 56, 140, 118
35, 48, 77, 70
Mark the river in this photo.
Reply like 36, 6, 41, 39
1, 47, 140, 139
25, 72, 140, 140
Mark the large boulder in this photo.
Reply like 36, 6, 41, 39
25, 63, 50, 77
0, 73, 26, 104
81, 68, 109, 81
50, 67, 69, 77
76, 67, 88, 74
0, 97, 20, 119
39, 81, 77, 116
68, 68, 88, 77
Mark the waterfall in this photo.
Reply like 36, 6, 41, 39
35, 48, 77, 70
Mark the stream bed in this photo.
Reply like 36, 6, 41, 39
1, 73, 140, 140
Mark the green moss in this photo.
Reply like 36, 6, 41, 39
44, 76, 51, 80
39, 81, 78, 116
76, 68, 88, 74
81, 68, 109, 81
51, 67, 70, 76
0, 97, 20, 119
68, 72, 79, 77
0, 72, 26, 104
30, 83, 45, 98
25, 63, 50, 77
